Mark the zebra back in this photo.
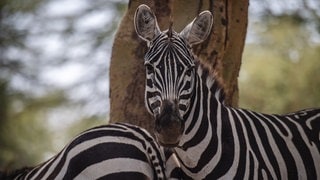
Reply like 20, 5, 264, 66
2, 123, 176, 180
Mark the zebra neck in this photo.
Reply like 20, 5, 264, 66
176, 65, 231, 169
195, 61, 225, 103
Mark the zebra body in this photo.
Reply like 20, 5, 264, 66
2, 123, 173, 180
134, 4, 320, 179
174, 65, 320, 179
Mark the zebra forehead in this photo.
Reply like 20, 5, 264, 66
146, 34, 194, 67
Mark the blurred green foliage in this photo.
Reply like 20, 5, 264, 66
0, 0, 126, 170
240, 13, 320, 114
0, 90, 64, 168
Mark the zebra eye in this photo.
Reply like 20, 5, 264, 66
145, 64, 154, 73
177, 66, 184, 74
185, 68, 193, 76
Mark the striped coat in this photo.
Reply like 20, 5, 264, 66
1, 123, 175, 180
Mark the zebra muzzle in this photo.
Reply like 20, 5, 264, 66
154, 100, 184, 147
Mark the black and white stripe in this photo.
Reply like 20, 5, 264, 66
134, 4, 320, 179
174, 65, 320, 179
144, 32, 195, 118
2, 123, 172, 180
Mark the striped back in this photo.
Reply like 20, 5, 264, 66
3, 123, 170, 180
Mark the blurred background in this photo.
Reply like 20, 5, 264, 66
0, 0, 319, 170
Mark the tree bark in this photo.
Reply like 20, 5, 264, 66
109, 0, 248, 133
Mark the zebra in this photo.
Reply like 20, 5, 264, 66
134, 4, 320, 179
0, 123, 179, 180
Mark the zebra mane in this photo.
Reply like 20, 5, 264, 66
167, 17, 174, 38
194, 58, 226, 102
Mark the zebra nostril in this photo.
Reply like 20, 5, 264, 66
154, 105, 184, 147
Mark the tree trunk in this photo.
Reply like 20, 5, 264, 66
109, 0, 248, 133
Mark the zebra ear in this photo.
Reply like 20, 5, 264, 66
180, 11, 213, 45
134, 4, 161, 43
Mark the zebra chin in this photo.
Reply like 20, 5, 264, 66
154, 130, 182, 148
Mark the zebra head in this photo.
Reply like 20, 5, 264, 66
134, 4, 213, 147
